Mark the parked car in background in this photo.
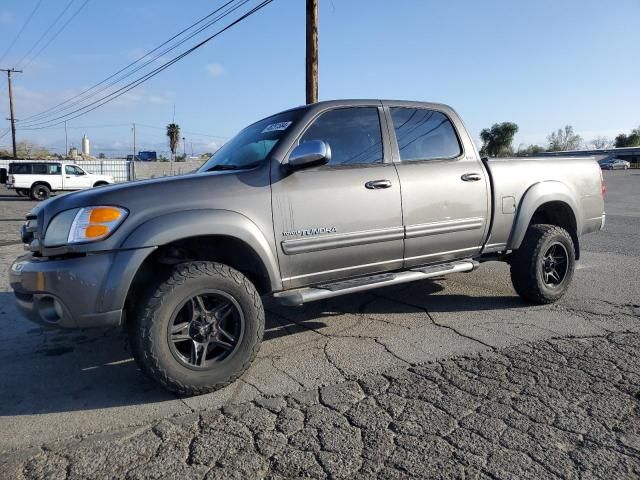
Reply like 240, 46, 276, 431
599, 158, 630, 170
4, 161, 114, 200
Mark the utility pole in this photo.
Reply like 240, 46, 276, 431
305, 0, 318, 104
132, 122, 136, 161
182, 136, 186, 159
64, 120, 68, 156
1, 68, 23, 158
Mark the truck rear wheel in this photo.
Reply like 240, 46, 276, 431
30, 184, 50, 201
129, 261, 264, 395
510, 224, 575, 304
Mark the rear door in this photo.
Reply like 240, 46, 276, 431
384, 104, 490, 266
271, 105, 404, 288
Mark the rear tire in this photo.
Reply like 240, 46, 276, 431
510, 224, 575, 304
129, 261, 264, 395
30, 184, 50, 201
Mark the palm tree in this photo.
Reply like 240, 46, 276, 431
166, 123, 181, 161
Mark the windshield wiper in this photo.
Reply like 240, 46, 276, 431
205, 163, 259, 172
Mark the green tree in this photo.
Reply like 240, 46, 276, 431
547, 125, 582, 151
98, 152, 106, 159
479, 122, 519, 157
516, 144, 546, 156
166, 123, 181, 161
614, 126, 640, 148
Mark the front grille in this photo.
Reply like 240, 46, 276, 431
22, 212, 42, 254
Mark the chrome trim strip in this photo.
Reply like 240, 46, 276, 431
483, 242, 507, 250
404, 246, 478, 262
282, 257, 403, 282
405, 217, 484, 239
281, 226, 404, 255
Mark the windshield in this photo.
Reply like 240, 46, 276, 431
199, 110, 303, 172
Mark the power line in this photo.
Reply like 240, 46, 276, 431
19, 0, 241, 124
20, 0, 91, 70
13, 0, 76, 69
18, 0, 275, 130
0, 0, 44, 65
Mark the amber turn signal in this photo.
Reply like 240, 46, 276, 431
89, 207, 123, 223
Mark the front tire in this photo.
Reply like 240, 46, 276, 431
130, 261, 264, 395
510, 224, 575, 304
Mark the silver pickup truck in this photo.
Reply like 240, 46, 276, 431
10, 100, 605, 395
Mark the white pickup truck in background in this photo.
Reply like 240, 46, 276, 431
4, 161, 114, 200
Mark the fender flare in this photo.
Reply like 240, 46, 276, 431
120, 209, 282, 292
507, 181, 582, 251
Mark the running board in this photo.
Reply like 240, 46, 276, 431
273, 260, 478, 306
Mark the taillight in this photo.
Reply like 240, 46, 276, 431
599, 169, 606, 197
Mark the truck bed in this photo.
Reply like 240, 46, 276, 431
482, 156, 604, 252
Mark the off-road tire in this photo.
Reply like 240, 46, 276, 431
129, 261, 264, 395
510, 224, 575, 304
30, 184, 50, 201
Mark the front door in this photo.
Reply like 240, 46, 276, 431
272, 106, 404, 288
63, 165, 92, 190
384, 104, 490, 266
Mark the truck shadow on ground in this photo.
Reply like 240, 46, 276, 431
0, 282, 527, 417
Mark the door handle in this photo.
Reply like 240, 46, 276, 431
365, 179, 392, 189
461, 173, 482, 182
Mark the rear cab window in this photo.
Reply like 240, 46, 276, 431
390, 108, 462, 162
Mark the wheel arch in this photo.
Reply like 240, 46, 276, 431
114, 210, 280, 324
508, 181, 582, 259
31, 180, 52, 191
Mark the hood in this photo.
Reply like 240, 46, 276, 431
38, 166, 270, 236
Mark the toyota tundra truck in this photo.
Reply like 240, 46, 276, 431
9, 100, 606, 395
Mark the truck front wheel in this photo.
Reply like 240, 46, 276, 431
510, 224, 575, 304
129, 261, 264, 395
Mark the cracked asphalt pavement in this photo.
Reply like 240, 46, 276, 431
0, 171, 639, 478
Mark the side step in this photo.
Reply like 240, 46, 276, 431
273, 260, 478, 306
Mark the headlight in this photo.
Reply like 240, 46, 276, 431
67, 206, 128, 244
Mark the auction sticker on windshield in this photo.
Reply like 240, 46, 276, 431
261, 121, 292, 133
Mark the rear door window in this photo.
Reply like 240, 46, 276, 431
390, 108, 462, 162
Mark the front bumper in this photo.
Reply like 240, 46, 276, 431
9, 248, 153, 329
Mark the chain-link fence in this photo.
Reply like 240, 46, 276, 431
0, 159, 133, 183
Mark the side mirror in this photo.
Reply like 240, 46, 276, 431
288, 140, 330, 171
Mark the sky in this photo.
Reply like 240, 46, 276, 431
0, 0, 638, 157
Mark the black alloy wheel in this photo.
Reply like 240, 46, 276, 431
167, 291, 244, 369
